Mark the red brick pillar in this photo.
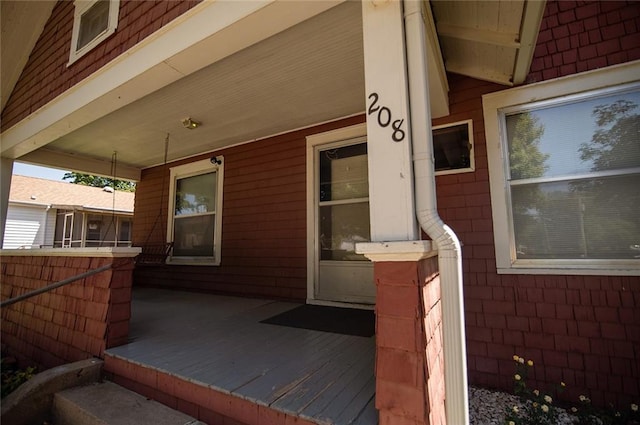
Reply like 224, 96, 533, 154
358, 241, 446, 425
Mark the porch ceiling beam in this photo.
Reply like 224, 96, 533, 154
512, 0, 547, 85
436, 23, 521, 49
0, 0, 344, 162
445, 61, 514, 86
424, 0, 449, 119
18, 148, 141, 181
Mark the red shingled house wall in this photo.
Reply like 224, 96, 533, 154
434, 1, 640, 407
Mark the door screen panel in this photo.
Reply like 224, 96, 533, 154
319, 203, 370, 261
315, 141, 374, 304
319, 143, 370, 262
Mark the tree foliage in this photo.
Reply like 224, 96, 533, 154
509, 99, 640, 260
506, 112, 549, 180
63, 172, 136, 192
571, 100, 640, 258
506, 112, 550, 257
579, 99, 640, 171
569, 99, 640, 258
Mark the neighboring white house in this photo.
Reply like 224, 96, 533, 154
3, 175, 134, 249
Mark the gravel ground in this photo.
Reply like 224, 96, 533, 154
469, 386, 575, 425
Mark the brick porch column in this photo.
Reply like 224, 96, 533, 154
358, 241, 446, 425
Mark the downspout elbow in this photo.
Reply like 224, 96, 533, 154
415, 206, 461, 254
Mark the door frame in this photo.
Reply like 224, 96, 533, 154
305, 123, 374, 309
62, 212, 74, 248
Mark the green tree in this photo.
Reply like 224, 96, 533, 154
572, 99, 640, 258
506, 112, 549, 257
63, 172, 136, 192
579, 99, 640, 171
506, 112, 549, 180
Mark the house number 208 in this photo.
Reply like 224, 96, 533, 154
367, 92, 406, 143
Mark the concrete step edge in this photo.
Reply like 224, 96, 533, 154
53, 381, 206, 425
1, 358, 103, 425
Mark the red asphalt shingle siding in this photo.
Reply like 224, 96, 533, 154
527, 1, 640, 83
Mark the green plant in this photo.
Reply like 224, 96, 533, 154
504, 355, 562, 425
505, 354, 640, 425
1, 357, 37, 399
571, 396, 640, 425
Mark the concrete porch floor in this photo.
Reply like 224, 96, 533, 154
104, 288, 377, 425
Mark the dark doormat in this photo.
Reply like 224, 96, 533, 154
260, 304, 375, 337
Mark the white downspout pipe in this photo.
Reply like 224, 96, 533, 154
403, 1, 469, 424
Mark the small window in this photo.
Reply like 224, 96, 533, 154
484, 62, 640, 275
167, 158, 224, 265
433, 119, 474, 175
69, 0, 120, 65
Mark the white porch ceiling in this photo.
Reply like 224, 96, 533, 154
20, 1, 367, 174
2, 0, 545, 179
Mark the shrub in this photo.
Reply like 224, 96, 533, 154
505, 354, 639, 425
504, 355, 563, 425
1, 356, 37, 399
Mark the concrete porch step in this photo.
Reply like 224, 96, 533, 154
52, 381, 205, 425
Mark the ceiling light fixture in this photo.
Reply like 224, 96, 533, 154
182, 118, 200, 129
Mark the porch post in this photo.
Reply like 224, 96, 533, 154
362, 0, 418, 242
362, 2, 448, 424
0, 157, 14, 247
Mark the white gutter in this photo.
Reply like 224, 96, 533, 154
49, 205, 133, 215
403, 1, 469, 424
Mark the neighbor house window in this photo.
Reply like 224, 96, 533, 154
433, 119, 474, 175
167, 158, 224, 265
87, 219, 102, 243
118, 219, 132, 247
484, 63, 640, 275
69, 0, 120, 65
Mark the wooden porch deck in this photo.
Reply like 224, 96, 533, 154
104, 288, 377, 425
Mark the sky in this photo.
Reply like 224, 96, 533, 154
12, 162, 69, 181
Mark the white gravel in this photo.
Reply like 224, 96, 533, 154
469, 386, 575, 425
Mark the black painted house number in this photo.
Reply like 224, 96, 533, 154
367, 92, 406, 142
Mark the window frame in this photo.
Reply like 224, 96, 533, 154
166, 158, 224, 266
483, 61, 640, 276
433, 119, 475, 176
68, 0, 120, 66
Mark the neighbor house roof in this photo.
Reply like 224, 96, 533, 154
9, 175, 134, 214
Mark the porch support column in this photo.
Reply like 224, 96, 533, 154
362, 0, 418, 242
0, 157, 14, 247
359, 241, 446, 425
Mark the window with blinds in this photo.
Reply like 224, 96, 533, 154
483, 63, 640, 275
